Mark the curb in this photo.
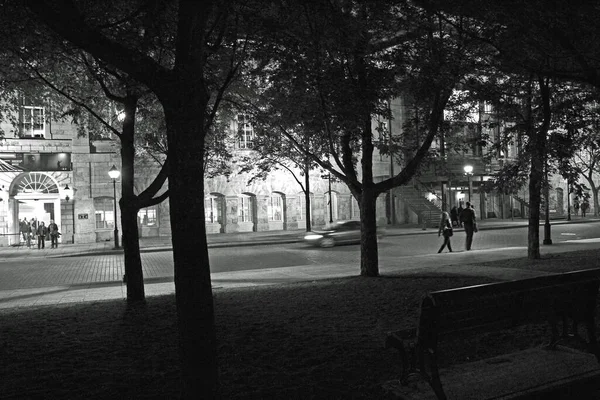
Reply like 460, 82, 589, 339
17, 219, 600, 259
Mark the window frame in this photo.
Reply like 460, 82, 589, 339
94, 196, 115, 230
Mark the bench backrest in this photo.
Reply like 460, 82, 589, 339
416, 269, 600, 345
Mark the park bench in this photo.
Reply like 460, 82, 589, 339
385, 268, 600, 400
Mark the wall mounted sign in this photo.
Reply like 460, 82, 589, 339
78, 214, 89, 219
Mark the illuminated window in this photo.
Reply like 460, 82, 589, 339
236, 114, 254, 149
351, 197, 360, 219
138, 206, 157, 226
94, 197, 114, 229
297, 193, 313, 221
239, 195, 252, 222
205, 196, 221, 223
269, 194, 283, 221
22, 106, 45, 138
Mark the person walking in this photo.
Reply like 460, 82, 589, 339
460, 201, 477, 251
19, 218, 29, 243
450, 206, 458, 227
581, 198, 589, 217
36, 221, 48, 250
457, 203, 464, 227
437, 211, 453, 253
48, 220, 60, 249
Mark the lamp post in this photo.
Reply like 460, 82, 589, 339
543, 160, 552, 245
108, 165, 120, 249
567, 180, 571, 221
321, 173, 333, 223
63, 184, 75, 244
464, 165, 473, 202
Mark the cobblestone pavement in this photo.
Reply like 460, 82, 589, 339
0, 217, 598, 309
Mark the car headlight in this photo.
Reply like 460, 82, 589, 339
304, 234, 323, 240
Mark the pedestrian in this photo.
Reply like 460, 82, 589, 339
450, 206, 458, 227
36, 221, 47, 250
48, 220, 60, 249
26, 221, 32, 248
19, 218, 29, 243
457, 204, 464, 227
581, 199, 589, 217
437, 211, 453, 253
460, 201, 477, 251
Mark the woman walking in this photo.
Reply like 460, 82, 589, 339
437, 211, 453, 253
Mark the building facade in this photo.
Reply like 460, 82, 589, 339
0, 96, 583, 246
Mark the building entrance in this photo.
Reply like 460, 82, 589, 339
8, 172, 62, 245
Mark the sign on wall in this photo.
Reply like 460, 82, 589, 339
78, 214, 89, 219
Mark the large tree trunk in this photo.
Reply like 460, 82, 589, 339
359, 187, 379, 277
528, 77, 551, 260
163, 90, 218, 398
120, 95, 145, 303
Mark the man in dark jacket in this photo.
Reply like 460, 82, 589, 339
460, 201, 477, 251
36, 221, 48, 250
48, 220, 59, 249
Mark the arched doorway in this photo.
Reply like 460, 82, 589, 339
9, 172, 61, 244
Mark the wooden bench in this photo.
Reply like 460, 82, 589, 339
385, 269, 600, 400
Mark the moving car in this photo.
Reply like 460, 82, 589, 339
303, 220, 385, 248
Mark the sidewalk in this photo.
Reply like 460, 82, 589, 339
1, 216, 597, 259
0, 217, 599, 310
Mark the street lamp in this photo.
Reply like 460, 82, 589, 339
63, 184, 75, 244
567, 180, 571, 221
321, 173, 334, 223
464, 165, 473, 202
108, 165, 120, 249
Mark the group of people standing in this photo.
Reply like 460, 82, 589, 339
19, 218, 60, 249
437, 202, 478, 253
573, 197, 590, 217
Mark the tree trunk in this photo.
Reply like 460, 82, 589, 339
359, 187, 379, 277
163, 92, 219, 399
121, 96, 145, 303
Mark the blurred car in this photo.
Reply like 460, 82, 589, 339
303, 220, 385, 248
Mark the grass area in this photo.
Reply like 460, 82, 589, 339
1, 249, 600, 399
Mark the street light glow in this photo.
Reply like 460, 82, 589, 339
108, 165, 120, 180
464, 165, 473, 175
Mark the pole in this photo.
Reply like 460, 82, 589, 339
567, 181, 571, 221
328, 175, 333, 223
543, 160, 552, 245
467, 174, 472, 202
113, 179, 120, 249
72, 200, 75, 244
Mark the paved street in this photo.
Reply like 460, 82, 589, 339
0, 217, 599, 308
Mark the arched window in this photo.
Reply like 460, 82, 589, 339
94, 197, 114, 229
269, 193, 283, 221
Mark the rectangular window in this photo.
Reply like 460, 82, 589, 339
351, 198, 360, 219
138, 206, 157, 226
205, 197, 220, 223
269, 195, 282, 221
297, 196, 304, 221
237, 114, 254, 149
238, 197, 251, 222
94, 197, 115, 229
22, 106, 45, 138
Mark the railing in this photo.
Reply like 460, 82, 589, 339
413, 178, 451, 212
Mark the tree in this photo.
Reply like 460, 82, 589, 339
21, 1, 263, 397
243, 0, 483, 276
